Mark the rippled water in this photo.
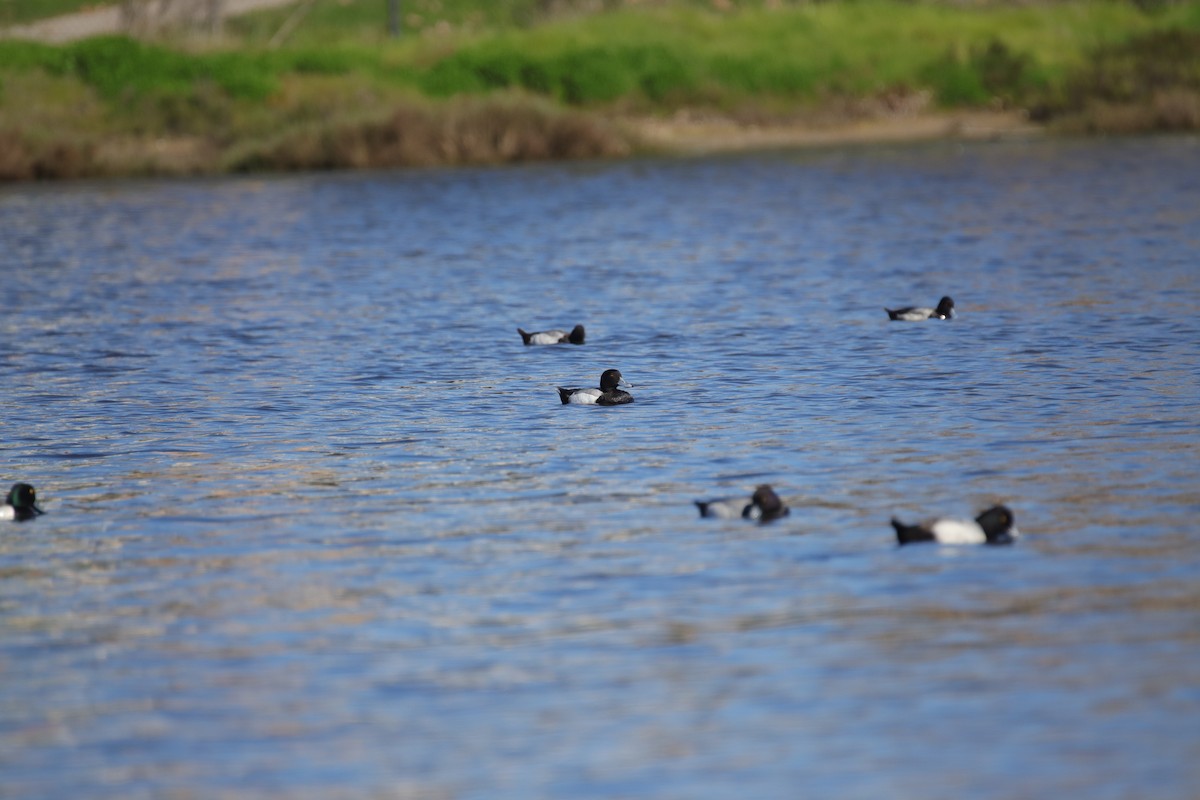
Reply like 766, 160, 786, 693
2, 136, 1199, 798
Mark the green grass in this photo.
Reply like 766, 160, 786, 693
229, 0, 1200, 107
0, 0, 114, 27
0, 36, 277, 99
373, 0, 1199, 109
2, 0, 1200, 178
5, 1, 1199, 113
225, 0, 556, 44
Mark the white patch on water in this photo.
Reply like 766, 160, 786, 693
929, 517, 987, 544
697, 498, 747, 519
566, 388, 601, 404
529, 330, 567, 345
893, 307, 934, 321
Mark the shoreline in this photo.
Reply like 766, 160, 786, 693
2, 3, 1193, 181
622, 109, 1043, 156
2, 108, 1048, 183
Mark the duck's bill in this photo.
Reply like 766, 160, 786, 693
993, 527, 1019, 544
618, 378, 633, 388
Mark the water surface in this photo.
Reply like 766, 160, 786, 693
2, 135, 1199, 798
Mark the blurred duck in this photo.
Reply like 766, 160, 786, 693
892, 504, 1018, 546
2, 483, 44, 522
886, 296, 955, 321
519, 324, 585, 345
696, 485, 789, 522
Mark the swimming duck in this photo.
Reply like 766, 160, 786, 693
518, 324, 585, 345
2, 483, 44, 522
557, 368, 633, 405
696, 485, 789, 522
892, 504, 1018, 546
886, 296, 955, 321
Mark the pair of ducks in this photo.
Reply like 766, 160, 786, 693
522, 295, 955, 343
524, 295, 955, 405
517, 324, 633, 406
882, 296, 1017, 543
695, 484, 1017, 546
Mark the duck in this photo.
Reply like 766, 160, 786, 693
892, 504, 1018, 546
886, 296, 955, 321
696, 485, 789, 522
2, 483, 44, 522
518, 324, 585, 346
557, 368, 633, 405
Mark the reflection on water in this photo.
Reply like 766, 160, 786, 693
2, 136, 1199, 797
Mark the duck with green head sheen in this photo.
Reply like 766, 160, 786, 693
2, 483, 44, 522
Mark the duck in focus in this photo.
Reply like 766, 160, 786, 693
886, 296, 955, 321
696, 485, 789, 522
557, 369, 633, 406
892, 504, 1018, 546
2, 483, 44, 522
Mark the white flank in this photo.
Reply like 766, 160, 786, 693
699, 499, 746, 519
567, 388, 602, 404
896, 308, 934, 321
929, 518, 987, 544
0, 506, 14, 521
529, 330, 566, 345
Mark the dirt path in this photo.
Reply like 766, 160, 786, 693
1, 0, 298, 43
625, 109, 1042, 155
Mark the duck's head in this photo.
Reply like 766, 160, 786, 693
752, 485, 788, 520
599, 369, 631, 392
7, 483, 43, 518
935, 296, 955, 319
976, 504, 1017, 543
569, 325, 586, 345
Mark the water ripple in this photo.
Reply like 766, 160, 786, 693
1, 136, 1199, 798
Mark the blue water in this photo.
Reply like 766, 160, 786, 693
2, 135, 1199, 798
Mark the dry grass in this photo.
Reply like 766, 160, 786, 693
2, 4, 1199, 180
0, 92, 631, 179
231, 94, 631, 172
1051, 89, 1200, 134
0, 130, 96, 179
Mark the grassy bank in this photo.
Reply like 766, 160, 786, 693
2, 0, 1199, 179
0, 0, 105, 27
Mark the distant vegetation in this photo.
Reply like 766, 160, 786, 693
1, 0, 1199, 179
0, 0, 106, 26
